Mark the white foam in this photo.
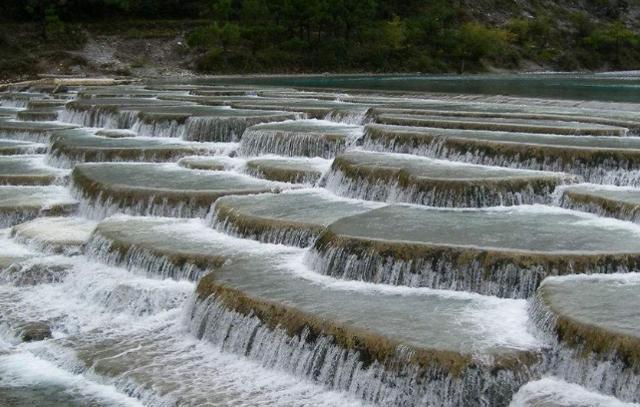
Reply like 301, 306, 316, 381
0, 352, 144, 406
278, 186, 386, 207
0, 249, 366, 406
542, 271, 640, 285
510, 377, 637, 406
146, 217, 292, 254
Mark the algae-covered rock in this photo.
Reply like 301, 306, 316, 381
308, 205, 640, 298
0, 119, 76, 143
239, 119, 361, 158
190, 244, 541, 407
0, 186, 77, 227
15, 321, 52, 342
324, 150, 572, 207
0, 140, 46, 156
529, 274, 640, 403
11, 217, 97, 254
211, 189, 381, 246
245, 157, 329, 184
16, 110, 60, 122
177, 155, 243, 171
49, 128, 235, 167
559, 184, 640, 223
376, 113, 628, 136
127, 105, 296, 142
0, 155, 67, 185
71, 163, 283, 219
85, 216, 265, 281
363, 124, 640, 185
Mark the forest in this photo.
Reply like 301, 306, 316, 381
2, 0, 640, 74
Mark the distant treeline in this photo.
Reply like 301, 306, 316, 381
4, 0, 640, 73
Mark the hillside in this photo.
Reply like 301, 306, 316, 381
1, 0, 639, 81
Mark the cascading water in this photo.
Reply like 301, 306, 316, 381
361, 126, 640, 186
186, 292, 536, 407
0, 100, 31, 109
0, 221, 371, 406
528, 292, 640, 403
208, 205, 319, 247
321, 165, 564, 207
58, 106, 123, 129
2, 80, 640, 406
323, 109, 369, 126
0, 130, 54, 144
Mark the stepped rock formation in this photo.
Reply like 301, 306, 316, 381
0, 76, 639, 406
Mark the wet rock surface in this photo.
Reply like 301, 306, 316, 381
15, 321, 52, 342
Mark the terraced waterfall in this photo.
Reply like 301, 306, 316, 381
1, 76, 640, 406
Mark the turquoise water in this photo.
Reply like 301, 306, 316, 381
199, 73, 640, 103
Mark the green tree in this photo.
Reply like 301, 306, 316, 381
586, 21, 640, 67
454, 22, 512, 73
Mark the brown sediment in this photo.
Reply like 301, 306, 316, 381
0, 145, 47, 155
0, 174, 58, 186
190, 90, 251, 97
245, 160, 322, 184
65, 101, 121, 115
94, 129, 136, 138
137, 111, 190, 125
16, 111, 59, 121
27, 100, 67, 109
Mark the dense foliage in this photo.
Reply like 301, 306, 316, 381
2, 0, 640, 73
185, 0, 640, 73
185, 0, 514, 73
